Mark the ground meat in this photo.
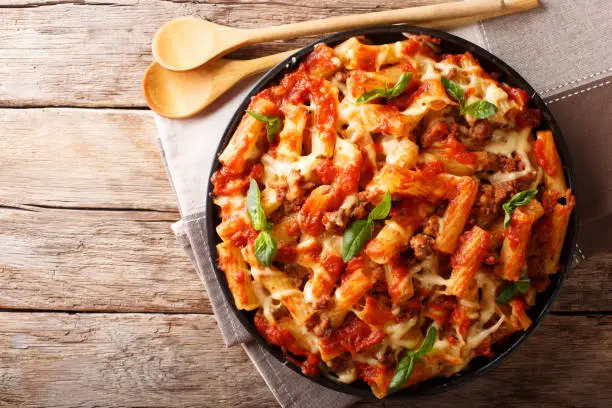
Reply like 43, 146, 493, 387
285, 264, 311, 290
446, 67, 458, 80
349, 193, 370, 220
305, 313, 332, 337
472, 181, 519, 218
271, 304, 290, 320
421, 118, 451, 148
422, 215, 440, 237
410, 233, 435, 260
461, 120, 494, 150
322, 209, 348, 234
486, 152, 526, 173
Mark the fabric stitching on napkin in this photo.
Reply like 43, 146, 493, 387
545, 79, 611, 104
540, 67, 612, 96
478, 21, 492, 51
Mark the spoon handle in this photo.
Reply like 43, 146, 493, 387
246, 0, 511, 44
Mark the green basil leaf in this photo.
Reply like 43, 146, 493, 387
342, 219, 374, 262
502, 189, 538, 228
387, 355, 415, 395
356, 72, 412, 104
388, 72, 413, 98
368, 191, 392, 221
441, 76, 465, 107
254, 230, 277, 267
356, 88, 387, 104
496, 283, 520, 304
414, 326, 438, 358
246, 110, 282, 143
246, 179, 267, 231
515, 278, 531, 294
462, 100, 498, 119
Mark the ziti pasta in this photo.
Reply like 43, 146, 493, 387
211, 35, 575, 398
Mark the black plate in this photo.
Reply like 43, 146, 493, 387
205, 25, 578, 400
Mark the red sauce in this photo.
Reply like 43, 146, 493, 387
227, 217, 259, 248
474, 338, 493, 358
515, 108, 542, 129
402, 39, 422, 56
322, 254, 344, 282
255, 313, 321, 376
362, 297, 395, 327
275, 245, 297, 263
506, 87, 530, 106
426, 296, 457, 326
445, 136, 477, 165
211, 164, 264, 196
302, 44, 339, 77
321, 315, 386, 356
419, 161, 446, 178
534, 138, 558, 177
314, 159, 337, 185
451, 307, 472, 337
504, 218, 523, 250
299, 187, 343, 236
354, 45, 378, 71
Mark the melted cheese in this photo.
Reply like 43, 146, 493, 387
485, 128, 536, 184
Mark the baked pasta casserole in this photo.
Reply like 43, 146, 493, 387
211, 35, 575, 398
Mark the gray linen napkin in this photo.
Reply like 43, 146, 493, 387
155, 1, 610, 406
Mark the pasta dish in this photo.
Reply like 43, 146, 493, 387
211, 34, 575, 398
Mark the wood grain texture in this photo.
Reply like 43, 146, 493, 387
0, 312, 609, 407
0, 0, 446, 107
0, 206, 210, 313
1, 108, 610, 314
0, 108, 176, 210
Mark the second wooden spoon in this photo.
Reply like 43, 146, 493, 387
143, 50, 297, 119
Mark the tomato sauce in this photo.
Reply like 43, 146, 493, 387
354, 45, 378, 71
275, 245, 297, 263
321, 314, 386, 356
314, 159, 337, 185
362, 297, 395, 327
534, 138, 558, 177
445, 136, 477, 165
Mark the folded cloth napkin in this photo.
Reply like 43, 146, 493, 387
155, 1, 611, 406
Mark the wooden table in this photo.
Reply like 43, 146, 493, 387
1, 1, 610, 406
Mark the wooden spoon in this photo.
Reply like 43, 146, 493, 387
153, 0, 510, 71
144, 0, 539, 119
143, 50, 297, 119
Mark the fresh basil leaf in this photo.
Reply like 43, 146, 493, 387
496, 283, 519, 304
515, 278, 531, 294
441, 76, 465, 107
246, 110, 282, 143
388, 325, 437, 394
462, 100, 498, 119
368, 191, 392, 221
254, 230, 277, 267
246, 179, 267, 231
342, 219, 374, 262
388, 72, 413, 98
502, 189, 538, 227
387, 355, 414, 395
356, 72, 413, 104
414, 326, 437, 358
356, 88, 387, 104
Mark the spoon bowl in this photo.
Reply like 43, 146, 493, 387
143, 50, 297, 119
152, 17, 247, 72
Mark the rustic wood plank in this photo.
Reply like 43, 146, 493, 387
1, 107, 610, 313
0, 312, 609, 407
0, 206, 211, 313
0, 0, 445, 107
0, 108, 176, 210
1, 201, 609, 313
